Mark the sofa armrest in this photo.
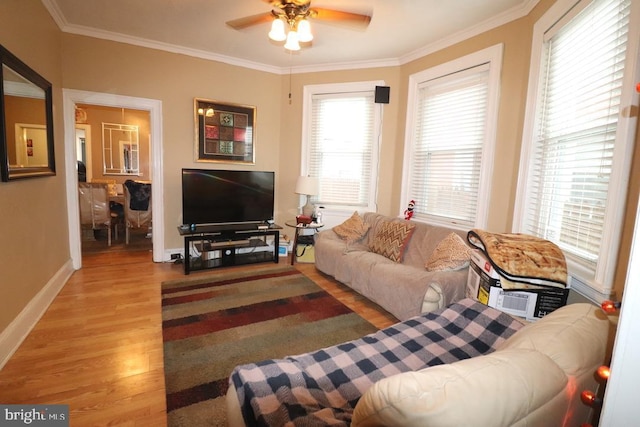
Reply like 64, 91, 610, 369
421, 268, 469, 314
353, 348, 566, 427
226, 383, 246, 427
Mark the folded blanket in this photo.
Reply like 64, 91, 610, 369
467, 229, 568, 290
230, 298, 523, 426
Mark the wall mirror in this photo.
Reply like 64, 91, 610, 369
0, 44, 55, 181
102, 122, 140, 175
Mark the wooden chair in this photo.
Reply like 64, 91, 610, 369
78, 182, 112, 246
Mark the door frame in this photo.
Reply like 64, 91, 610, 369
63, 89, 164, 268
75, 124, 93, 182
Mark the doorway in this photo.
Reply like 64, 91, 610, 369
75, 104, 153, 254
63, 89, 164, 269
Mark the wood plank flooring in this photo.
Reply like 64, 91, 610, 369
0, 250, 396, 426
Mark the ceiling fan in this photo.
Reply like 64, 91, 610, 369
226, 0, 372, 51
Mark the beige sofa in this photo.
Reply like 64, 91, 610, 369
314, 212, 471, 320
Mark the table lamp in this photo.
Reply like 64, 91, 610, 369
295, 175, 319, 217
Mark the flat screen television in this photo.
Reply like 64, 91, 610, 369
182, 168, 275, 227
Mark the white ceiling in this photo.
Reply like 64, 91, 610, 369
42, 0, 538, 74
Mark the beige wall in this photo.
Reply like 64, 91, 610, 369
398, 14, 535, 232
61, 35, 283, 248
0, 0, 67, 332
58, 5, 559, 254
1, 0, 637, 335
277, 67, 403, 221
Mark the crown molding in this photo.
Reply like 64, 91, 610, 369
400, 0, 540, 64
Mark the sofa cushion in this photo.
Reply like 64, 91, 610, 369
352, 349, 567, 427
497, 303, 609, 376
333, 211, 370, 243
425, 232, 472, 272
369, 220, 415, 262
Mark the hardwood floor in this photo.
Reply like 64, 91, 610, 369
0, 250, 396, 426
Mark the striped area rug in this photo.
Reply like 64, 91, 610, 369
161, 265, 378, 426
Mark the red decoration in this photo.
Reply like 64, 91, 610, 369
596, 365, 611, 380
580, 390, 602, 407
601, 300, 621, 314
636, 82, 640, 93
404, 199, 416, 221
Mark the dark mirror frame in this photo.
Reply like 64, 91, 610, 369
0, 44, 55, 181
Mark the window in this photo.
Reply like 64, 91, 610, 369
514, 0, 638, 300
301, 81, 382, 212
401, 45, 502, 229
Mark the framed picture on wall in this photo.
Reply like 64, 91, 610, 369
194, 98, 256, 164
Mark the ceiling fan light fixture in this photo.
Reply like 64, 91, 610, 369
284, 30, 300, 51
268, 18, 287, 41
297, 19, 313, 42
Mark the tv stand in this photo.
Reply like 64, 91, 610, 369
178, 224, 282, 274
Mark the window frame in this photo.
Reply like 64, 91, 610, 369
300, 80, 383, 215
513, 0, 640, 301
401, 44, 503, 230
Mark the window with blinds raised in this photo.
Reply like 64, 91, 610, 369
402, 46, 501, 229
515, 0, 636, 297
303, 84, 379, 211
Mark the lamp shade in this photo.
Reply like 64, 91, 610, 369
268, 18, 286, 41
284, 30, 301, 51
295, 176, 319, 196
297, 19, 313, 42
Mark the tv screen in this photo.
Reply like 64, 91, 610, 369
182, 168, 275, 226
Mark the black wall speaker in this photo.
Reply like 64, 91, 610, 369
375, 86, 390, 104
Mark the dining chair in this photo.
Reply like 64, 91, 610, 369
78, 182, 112, 246
123, 180, 152, 244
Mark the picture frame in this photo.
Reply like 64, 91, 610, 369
194, 98, 256, 164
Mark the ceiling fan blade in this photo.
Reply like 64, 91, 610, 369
310, 7, 371, 27
226, 13, 274, 30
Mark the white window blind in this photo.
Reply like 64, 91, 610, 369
308, 91, 375, 208
408, 66, 489, 227
522, 0, 630, 273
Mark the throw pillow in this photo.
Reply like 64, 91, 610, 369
425, 232, 472, 272
370, 220, 416, 263
333, 211, 370, 243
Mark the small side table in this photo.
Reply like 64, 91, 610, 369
285, 220, 324, 265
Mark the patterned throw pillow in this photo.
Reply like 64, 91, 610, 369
425, 232, 472, 271
370, 220, 416, 263
333, 211, 370, 243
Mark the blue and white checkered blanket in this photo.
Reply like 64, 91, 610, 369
229, 298, 524, 426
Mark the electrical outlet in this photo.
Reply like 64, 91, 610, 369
170, 253, 180, 260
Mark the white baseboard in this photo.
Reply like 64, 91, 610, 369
0, 259, 75, 370
163, 248, 183, 262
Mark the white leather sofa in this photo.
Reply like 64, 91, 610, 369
227, 302, 610, 426
352, 302, 609, 426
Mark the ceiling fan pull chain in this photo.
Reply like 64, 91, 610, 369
289, 51, 293, 104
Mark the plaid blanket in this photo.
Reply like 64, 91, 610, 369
229, 298, 524, 426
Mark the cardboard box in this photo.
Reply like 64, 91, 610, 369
466, 251, 569, 320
